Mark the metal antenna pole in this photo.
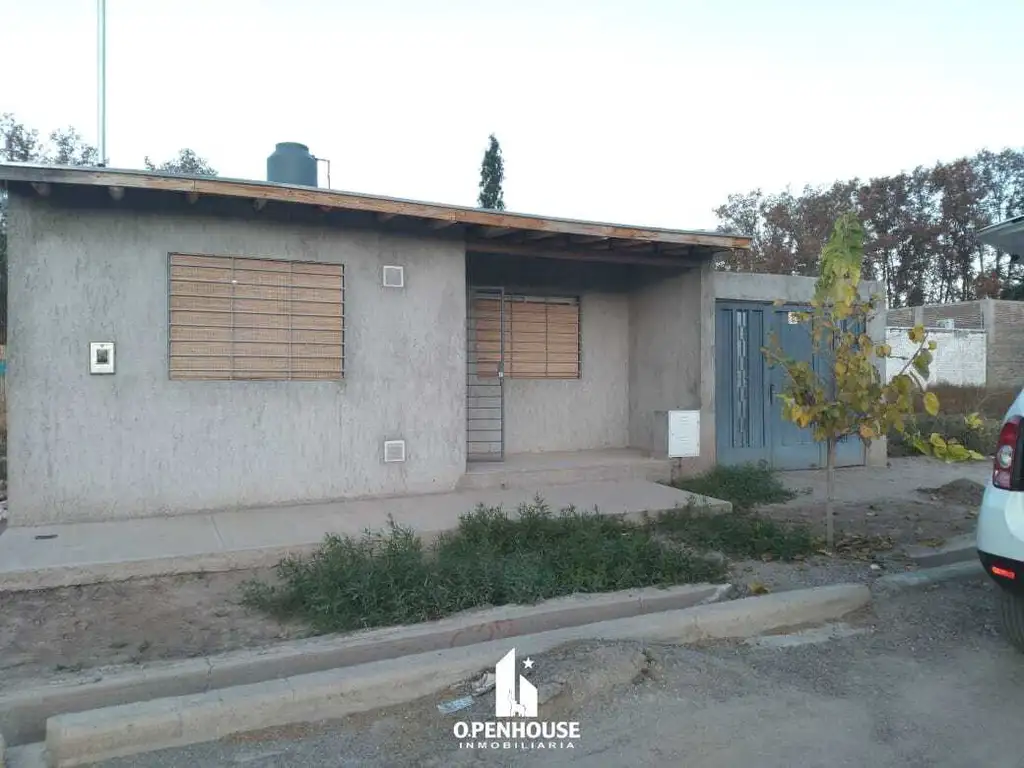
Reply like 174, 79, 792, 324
97, 0, 107, 166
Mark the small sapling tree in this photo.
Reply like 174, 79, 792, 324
763, 211, 985, 550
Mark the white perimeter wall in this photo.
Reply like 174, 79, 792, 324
885, 328, 987, 387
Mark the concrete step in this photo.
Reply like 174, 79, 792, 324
457, 457, 672, 491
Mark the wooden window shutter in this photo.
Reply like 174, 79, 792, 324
470, 294, 580, 380
168, 253, 344, 381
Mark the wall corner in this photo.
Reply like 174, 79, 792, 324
698, 260, 717, 471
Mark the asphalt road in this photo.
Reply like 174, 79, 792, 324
96, 573, 1024, 768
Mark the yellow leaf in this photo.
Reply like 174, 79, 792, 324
859, 424, 876, 439
929, 432, 946, 449
923, 391, 939, 416
928, 340, 937, 351
908, 325, 925, 344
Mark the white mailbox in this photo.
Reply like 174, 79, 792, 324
667, 410, 700, 458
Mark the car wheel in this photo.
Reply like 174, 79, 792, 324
997, 588, 1024, 653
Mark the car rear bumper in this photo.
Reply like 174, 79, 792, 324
979, 550, 1024, 594
977, 482, 1024, 592
977, 484, 1024, 557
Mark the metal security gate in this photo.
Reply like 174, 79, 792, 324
715, 300, 864, 470
466, 287, 505, 461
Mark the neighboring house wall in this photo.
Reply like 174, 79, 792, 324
887, 307, 914, 327
885, 299, 1024, 389
6, 195, 467, 524
886, 300, 986, 331
884, 328, 986, 387
922, 301, 985, 330
503, 292, 630, 453
989, 299, 1024, 389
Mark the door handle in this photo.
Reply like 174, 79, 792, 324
769, 384, 775, 402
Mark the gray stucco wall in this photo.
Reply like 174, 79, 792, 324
503, 292, 629, 453
628, 264, 713, 473
6, 195, 467, 524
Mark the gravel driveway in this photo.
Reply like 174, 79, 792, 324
85, 571, 1024, 768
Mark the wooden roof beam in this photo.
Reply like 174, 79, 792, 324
428, 219, 458, 230
478, 227, 516, 239
467, 240, 702, 268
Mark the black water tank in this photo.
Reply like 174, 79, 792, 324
266, 142, 317, 186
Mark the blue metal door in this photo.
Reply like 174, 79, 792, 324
767, 307, 825, 469
715, 304, 769, 466
715, 301, 865, 470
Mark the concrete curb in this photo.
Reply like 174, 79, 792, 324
43, 583, 869, 767
0, 730, 6, 768
873, 559, 984, 592
0, 582, 729, 746
904, 534, 975, 568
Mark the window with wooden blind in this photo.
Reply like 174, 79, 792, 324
472, 294, 581, 379
168, 253, 344, 381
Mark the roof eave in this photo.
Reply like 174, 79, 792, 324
0, 162, 751, 255
978, 216, 1024, 254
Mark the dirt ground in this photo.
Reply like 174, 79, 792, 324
0, 568, 307, 691
754, 456, 986, 547
0, 457, 989, 692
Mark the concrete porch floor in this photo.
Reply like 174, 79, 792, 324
458, 448, 672, 490
0, 479, 731, 592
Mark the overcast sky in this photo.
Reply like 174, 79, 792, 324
3, 0, 1021, 230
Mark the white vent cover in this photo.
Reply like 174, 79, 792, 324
383, 439, 406, 463
382, 265, 405, 288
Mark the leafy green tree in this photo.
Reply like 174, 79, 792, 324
0, 115, 218, 344
144, 148, 218, 176
45, 126, 99, 166
763, 212, 985, 550
477, 134, 505, 210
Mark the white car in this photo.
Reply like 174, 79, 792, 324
976, 216, 1024, 650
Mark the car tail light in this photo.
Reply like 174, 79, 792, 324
992, 565, 1017, 580
994, 415, 1022, 490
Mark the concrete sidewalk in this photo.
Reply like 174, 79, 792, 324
0, 480, 728, 591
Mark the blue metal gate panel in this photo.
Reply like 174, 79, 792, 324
767, 306, 825, 469
715, 300, 865, 471
715, 304, 769, 466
